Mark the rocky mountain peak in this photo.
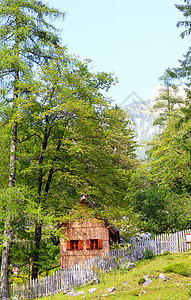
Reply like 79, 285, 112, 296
122, 85, 187, 159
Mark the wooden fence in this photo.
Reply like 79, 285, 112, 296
10, 228, 191, 299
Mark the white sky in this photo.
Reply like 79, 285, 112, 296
47, 0, 190, 105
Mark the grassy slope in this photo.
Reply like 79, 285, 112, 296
40, 252, 191, 299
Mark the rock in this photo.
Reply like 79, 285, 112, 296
159, 273, 167, 281
123, 281, 128, 285
107, 287, 116, 293
63, 288, 73, 294
66, 291, 75, 296
12, 297, 19, 300
90, 276, 99, 284
138, 290, 146, 296
121, 262, 136, 270
74, 291, 85, 296
126, 262, 136, 270
65, 288, 75, 296
87, 287, 97, 294
142, 275, 152, 286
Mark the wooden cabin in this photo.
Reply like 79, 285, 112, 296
59, 195, 119, 270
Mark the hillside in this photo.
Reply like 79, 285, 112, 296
40, 252, 191, 299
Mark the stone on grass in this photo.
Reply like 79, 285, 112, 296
123, 281, 128, 285
159, 273, 167, 281
142, 275, 152, 286
12, 297, 19, 300
138, 290, 146, 296
74, 291, 85, 296
87, 287, 97, 294
121, 262, 136, 270
107, 287, 116, 293
126, 262, 136, 270
64, 288, 74, 295
90, 276, 99, 284
66, 291, 75, 296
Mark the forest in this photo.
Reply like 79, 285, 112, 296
0, 0, 191, 299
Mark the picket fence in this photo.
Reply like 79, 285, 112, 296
10, 228, 191, 299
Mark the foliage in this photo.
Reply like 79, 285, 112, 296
15, 49, 137, 216
142, 248, 156, 260
161, 251, 170, 256
164, 263, 191, 277
0, 48, 138, 279
138, 277, 146, 284
151, 68, 184, 126
133, 184, 191, 233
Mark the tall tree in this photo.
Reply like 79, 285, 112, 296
15, 50, 137, 278
0, 1, 64, 298
151, 68, 184, 126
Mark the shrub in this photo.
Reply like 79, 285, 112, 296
138, 277, 146, 284
142, 248, 156, 259
166, 255, 174, 260
164, 263, 191, 277
162, 251, 171, 255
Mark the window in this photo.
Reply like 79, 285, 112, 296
91, 239, 98, 249
66, 240, 83, 251
71, 240, 79, 250
86, 239, 102, 250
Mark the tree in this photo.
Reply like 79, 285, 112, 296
14, 50, 137, 278
133, 185, 190, 234
151, 68, 184, 126
0, 1, 64, 297
141, 112, 191, 231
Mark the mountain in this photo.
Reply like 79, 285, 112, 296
122, 85, 187, 159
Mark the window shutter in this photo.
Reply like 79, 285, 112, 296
86, 239, 91, 250
98, 239, 102, 249
66, 240, 71, 250
78, 240, 83, 250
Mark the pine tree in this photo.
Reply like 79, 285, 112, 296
152, 68, 184, 126
0, 1, 64, 297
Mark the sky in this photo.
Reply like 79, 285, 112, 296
47, 0, 191, 106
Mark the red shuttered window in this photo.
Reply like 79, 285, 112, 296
86, 239, 102, 250
78, 240, 83, 250
98, 239, 102, 249
66, 240, 83, 251
86, 239, 91, 250
66, 240, 71, 250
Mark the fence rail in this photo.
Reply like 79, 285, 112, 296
10, 228, 191, 299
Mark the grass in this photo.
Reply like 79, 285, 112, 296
38, 252, 191, 299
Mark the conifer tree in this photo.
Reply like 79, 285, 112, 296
152, 68, 184, 126
0, 1, 64, 298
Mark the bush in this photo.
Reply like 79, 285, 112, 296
142, 248, 156, 259
138, 277, 146, 284
162, 251, 171, 255
164, 263, 191, 277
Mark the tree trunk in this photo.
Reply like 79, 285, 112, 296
32, 222, 42, 280
1, 222, 12, 300
1, 63, 18, 297
9, 121, 17, 187
32, 121, 49, 279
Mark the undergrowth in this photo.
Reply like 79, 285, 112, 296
39, 252, 191, 300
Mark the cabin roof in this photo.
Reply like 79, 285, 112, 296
77, 194, 119, 235
58, 194, 119, 242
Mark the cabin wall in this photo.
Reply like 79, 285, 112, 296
60, 219, 109, 270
